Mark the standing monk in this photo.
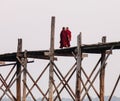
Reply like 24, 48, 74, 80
66, 27, 72, 47
60, 27, 68, 48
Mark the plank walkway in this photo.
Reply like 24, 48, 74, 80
0, 41, 120, 61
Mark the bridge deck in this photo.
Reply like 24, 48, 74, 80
0, 41, 120, 61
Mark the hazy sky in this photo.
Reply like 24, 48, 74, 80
0, 0, 120, 99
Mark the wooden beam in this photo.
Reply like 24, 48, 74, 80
44, 52, 57, 60
0, 41, 120, 62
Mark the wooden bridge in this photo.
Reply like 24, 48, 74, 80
0, 16, 120, 101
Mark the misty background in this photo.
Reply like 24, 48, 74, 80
0, 0, 120, 99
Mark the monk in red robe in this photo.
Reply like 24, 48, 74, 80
60, 27, 68, 48
66, 27, 71, 47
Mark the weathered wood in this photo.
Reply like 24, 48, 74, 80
80, 77, 92, 101
80, 57, 101, 95
25, 68, 48, 100
22, 80, 36, 101
0, 74, 15, 100
0, 63, 17, 101
81, 45, 114, 100
81, 67, 99, 98
75, 32, 82, 101
108, 74, 120, 101
53, 62, 76, 94
48, 16, 55, 101
0, 41, 120, 62
52, 79, 62, 101
26, 63, 50, 98
44, 52, 57, 60
100, 36, 106, 101
53, 65, 75, 101
16, 39, 22, 101
22, 50, 27, 101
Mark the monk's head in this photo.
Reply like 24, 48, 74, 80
62, 27, 65, 30
66, 27, 69, 30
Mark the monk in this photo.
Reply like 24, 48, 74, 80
60, 27, 68, 48
66, 27, 71, 47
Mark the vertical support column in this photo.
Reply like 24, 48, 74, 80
16, 39, 22, 101
48, 16, 55, 101
75, 32, 82, 101
100, 36, 106, 101
23, 50, 27, 101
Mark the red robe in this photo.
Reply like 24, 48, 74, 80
66, 29, 71, 47
60, 29, 68, 48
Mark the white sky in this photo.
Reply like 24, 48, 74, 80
0, 0, 120, 99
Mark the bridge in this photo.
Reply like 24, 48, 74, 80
0, 16, 120, 101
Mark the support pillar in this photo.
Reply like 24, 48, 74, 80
16, 39, 22, 101
48, 16, 55, 101
22, 50, 27, 101
75, 32, 82, 101
100, 36, 106, 101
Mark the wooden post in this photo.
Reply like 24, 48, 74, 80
75, 32, 82, 101
100, 36, 106, 101
48, 16, 55, 101
22, 50, 27, 101
16, 39, 22, 101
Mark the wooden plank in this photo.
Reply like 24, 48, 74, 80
0, 41, 120, 62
